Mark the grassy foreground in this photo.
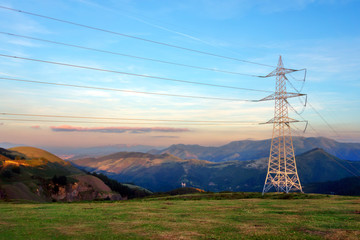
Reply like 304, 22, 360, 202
0, 193, 359, 240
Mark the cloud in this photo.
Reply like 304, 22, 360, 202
152, 135, 180, 139
0, 123, 3, 126
50, 125, 190, 134
30, 125, 41, 129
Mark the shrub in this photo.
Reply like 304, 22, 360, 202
11, 166, 21, 174
1, 170, 13, 178
52, 175, 67, 186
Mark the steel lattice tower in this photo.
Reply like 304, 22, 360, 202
261, 56, 304, 194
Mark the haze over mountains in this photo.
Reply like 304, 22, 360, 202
2, 137, 360, 162
151, 137, 360, 162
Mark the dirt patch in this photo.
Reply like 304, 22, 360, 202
324, 229, 360, 240
155, 231, 204, 240
301, 228, 330, 236
236, 223, 273, 235
0, 221, 13, 226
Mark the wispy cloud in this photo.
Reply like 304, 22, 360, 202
152, 135, 180, 139
30, 125, 41, 129
50, 125, 190, 134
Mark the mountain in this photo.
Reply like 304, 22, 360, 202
38, 144, 164, 160
151, 137, 360, 162
0, 142, 164, 160
73, 148, 360, 193
0, 147, 121, 202
304, 177, 360, 196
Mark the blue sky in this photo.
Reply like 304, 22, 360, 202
0, 0, 359, 147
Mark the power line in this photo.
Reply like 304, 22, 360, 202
0, 77, 259, 102
285, 75, 340, 137
307, 102, 340, 137
0, 118, 258, 126
0, 5, 276, 68
0, 31, 260, 77
0, 54, 273, 93
0, 113, 257, 124
289, 103, 360, 178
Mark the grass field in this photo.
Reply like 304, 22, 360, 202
0, 193, 359, 240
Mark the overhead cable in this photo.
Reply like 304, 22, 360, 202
0, 77, 258, 102
0, 32, 260, 77
0, 5, 275, 68
285, 73, 340, 137
0, 54, 273, 93
0, 118, 258, 126
0, 112, 257, 124
307, 102, 340, 137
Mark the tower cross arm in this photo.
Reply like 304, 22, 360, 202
259, 68, 298, 78
259, 117, 302, 125
257, 93, 306, 102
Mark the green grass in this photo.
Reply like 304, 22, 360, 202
0, 193, 359, 239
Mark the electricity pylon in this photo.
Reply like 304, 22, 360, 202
260, 56, 304, 194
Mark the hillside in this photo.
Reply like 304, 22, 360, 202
304, 177, 360, 196
151, 137, 360, 162
9, 146, 71, 165
73, 148, 360, 192
0, 147, 121, 202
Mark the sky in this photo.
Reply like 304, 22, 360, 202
0, 0, 359, 148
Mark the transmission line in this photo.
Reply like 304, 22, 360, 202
0, 32, 260, 77
307, 102, 340, 137
288, 103, 360, 178
0, 77, 259, 102
0, 54, 273, 93
0, 118, 257, 126
0, 113, 257, 124
0, 5, 275, 68
285, 74, 340, 137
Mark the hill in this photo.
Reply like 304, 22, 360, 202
9, 146, 71, 165
73, 148, 360, 193
0, 142, 164, 160
304, 177, 360, 196
0, 147, 121, 202
151, 137, 360, 162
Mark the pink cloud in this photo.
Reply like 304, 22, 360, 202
31, 125, 41, 129
50, 125, 190, 134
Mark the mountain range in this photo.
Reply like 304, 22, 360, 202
73, 148, 360, 193
2, 137, 360, 162
0, 142, 164, 160
150, 137, 360, 162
